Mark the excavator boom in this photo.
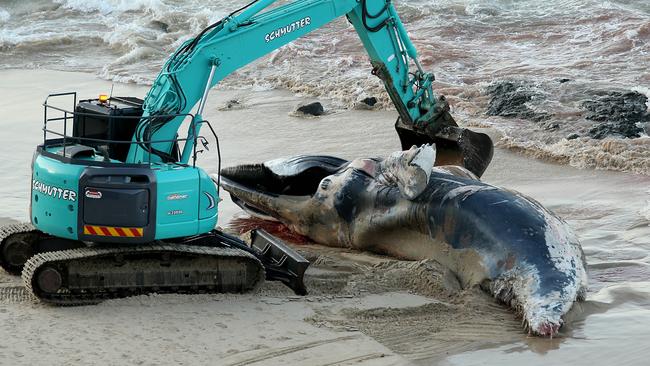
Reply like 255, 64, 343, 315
127, 0, 493, 176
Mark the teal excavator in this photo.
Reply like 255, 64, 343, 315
0, 0, 493, 304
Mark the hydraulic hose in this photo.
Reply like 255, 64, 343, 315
362, 0, 390, 32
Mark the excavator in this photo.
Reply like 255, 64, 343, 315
0, 0, 493, 304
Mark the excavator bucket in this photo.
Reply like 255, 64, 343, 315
395, 112, 494, 178
211, 229, 309, 295
250, 229, 309, 296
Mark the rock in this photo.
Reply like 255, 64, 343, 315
582, 91, 648, 122
544, 122, 560, 131
354, 97, 379, 110
220, 99, 244, 111
642, 122, 650, 136
296, 102, 325, 116
361, 97, 378, 107
485, 81, 549, 121
588, 123, 643, 139
150, 20, 169, 33
558, 78, 572, 84
567, 133, 580, 140
226, 100, 240, 108
582, 91, 648, 139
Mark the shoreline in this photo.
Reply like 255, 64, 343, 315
2, 65, 647, 177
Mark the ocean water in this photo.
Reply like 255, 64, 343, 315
0, 0, 648, 173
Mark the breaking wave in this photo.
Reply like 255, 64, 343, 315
53, 0, 163, 15
497, 135, 650, 175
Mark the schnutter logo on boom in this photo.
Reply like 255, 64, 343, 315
265, 16, 311, 43
32, 179, 77, 202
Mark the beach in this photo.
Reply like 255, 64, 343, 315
0, 70, 649, 365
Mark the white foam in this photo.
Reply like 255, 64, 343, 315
632, 86, 650, 109
53, 0, 163, 15
641, 190, 650, 222
0, 8, 9, 23
498, 135, 650, 176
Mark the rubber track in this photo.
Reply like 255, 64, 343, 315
0, 222, 37, 244
0, 222, 38, 274
22, 244, 265, 305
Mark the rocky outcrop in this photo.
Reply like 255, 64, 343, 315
485, 81, 549, 121
583, 91, 648, 139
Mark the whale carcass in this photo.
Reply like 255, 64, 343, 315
219, 145, 588, 337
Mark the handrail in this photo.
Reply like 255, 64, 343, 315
43, 103, 195, 121
42, 128, 195, 145
196, 120, 222, 194
41, 92, 210, 168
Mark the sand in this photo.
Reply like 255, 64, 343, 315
0, 70, 649, 365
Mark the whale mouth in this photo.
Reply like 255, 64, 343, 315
219, 155, 348, 218
220, 155, 347, 196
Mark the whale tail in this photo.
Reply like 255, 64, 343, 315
486, 262, 587, 337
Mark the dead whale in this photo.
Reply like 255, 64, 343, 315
219, 145, 588, 337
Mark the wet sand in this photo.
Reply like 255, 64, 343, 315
0, 70, 649, 365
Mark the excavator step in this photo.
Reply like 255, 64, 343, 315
22, 244, 265, 305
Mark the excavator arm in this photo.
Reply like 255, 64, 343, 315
127, 0, 493, 176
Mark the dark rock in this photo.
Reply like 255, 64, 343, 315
544, 122, 560, 131
642, 122, 650, 136
485, 81, 549, 121
225, 99, 241, 109
296, 102, 325, 116
567, 133, 580, 140
150, 20, 169, 33
582, 91, 648, 122
582, 91, 648, 139
558, 78, 572, 84
360, 97, 378, 107
588, 123, 643, 139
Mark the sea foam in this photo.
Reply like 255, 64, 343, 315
53, 0, 163, 15
0, 8, 10, 23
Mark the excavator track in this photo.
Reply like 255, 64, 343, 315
22, 244, 265, 305
0, 222, 40, 275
